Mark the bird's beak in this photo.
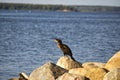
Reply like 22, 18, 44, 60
53, 39, 57, 42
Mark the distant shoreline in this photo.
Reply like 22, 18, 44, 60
0, 3, 120, 12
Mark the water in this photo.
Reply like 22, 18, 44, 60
0, 10, 120, 80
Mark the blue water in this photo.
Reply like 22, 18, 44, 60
0, 10, 120, 80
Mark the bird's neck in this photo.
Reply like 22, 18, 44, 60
57, 43, 62, 48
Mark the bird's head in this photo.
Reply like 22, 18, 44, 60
53, 38, 62, 44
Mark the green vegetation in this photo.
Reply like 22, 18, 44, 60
0, 3, 120, 12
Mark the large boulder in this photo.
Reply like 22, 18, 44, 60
69, 67, 107, 80
57, 56, 82, 70
103, 68, 120, 80
82, 62, 105, 69
57, 73, 86, 80
29, 62, 67, 80
105, 51, 120, 71
69, 68, 86, 76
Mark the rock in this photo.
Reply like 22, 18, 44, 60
9, 72, 28, 80
57, 56, 82, 70
57, 73, 86, 80
69, 68, 86, 76
103, 68, 120, 80
69, 67, 107, 80
19, 72, 28, 80
29, 62, 68, 80
105, 51, 120, 71
84, 68, 107, 80
82, 62, 105, 69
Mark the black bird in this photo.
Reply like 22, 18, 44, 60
54, 38, 75, 61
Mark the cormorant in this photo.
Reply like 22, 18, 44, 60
54, 38, 75, 61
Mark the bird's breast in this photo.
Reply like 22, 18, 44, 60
57, 44, 61, 49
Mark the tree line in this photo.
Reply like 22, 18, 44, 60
0, 3, 120, 12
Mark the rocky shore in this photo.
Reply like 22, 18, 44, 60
9, 51, 120, 80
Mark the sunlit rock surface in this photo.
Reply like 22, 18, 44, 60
103, 68, 120, 80
82, 62, 105, 69
69, 67, 107, 80
57, 56, 82, 70
57, 73, 85, 80
29, 62, 67, 80
105, 51, 120, 71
